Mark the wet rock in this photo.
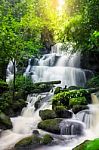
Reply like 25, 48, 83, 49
38, 118, 63, 134
0, 112, 12, 130
15, 135, 41, 150
33, 130, 39, 136
72, 105, 89, 114
41, 134, 53, 145
39, 109, 56, 120
60, 120, 85, 135
55, 106, 72, 118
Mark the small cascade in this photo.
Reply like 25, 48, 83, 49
60, 119, 85, 136
76, 110, 94, 129
11, 92, 52, 134
6, 60, 17, 83
24, 59, 31, 76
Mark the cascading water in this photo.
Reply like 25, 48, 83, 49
2, 43, 98, 150
24, 43, 91, 87
0, 92, 52, 150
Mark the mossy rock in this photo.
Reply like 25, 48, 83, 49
55, 106, 72, 118
41, 134, 53, 145
38, 118, 63, 134
69, 97, 87, 108
39, 109, 56, 120
73, 139, 99, 150
72, 105, 89, 114
15, 135, 41, 150
0, 111, 12, 130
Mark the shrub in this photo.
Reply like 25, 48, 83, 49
69, 97, 87, 107
0, 79, 8, 94
86, 75, 99, 88
52, 89, 89, 109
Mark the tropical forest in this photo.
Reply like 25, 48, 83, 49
0, 0, 99, 150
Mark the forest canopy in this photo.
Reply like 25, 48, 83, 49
0, 0, 99, 62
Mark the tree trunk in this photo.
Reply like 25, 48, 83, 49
13, 60, 16, 101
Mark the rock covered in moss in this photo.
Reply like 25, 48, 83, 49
39, 109, 56, 120
72, 105, 89, 114
0, 111, 12, 130
15, 135, 41, 150
38, 118, 63, 134
41, 134, 53, 145
15, 134, 54, 150
55, 106, 72, 118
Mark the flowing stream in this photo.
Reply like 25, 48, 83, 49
1, 43, 99, 150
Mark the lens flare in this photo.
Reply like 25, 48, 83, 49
57, 0, 65, 14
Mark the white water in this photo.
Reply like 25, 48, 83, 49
24, 43, 91, 87
0, 93, 52, 150
2, 43, 98, 150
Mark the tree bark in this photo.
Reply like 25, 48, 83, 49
13, 60, 16, 101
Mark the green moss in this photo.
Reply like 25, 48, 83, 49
15, 135, 41, 147
72, 105, 88, 114
39, 109, 56, 120
73, 139, 99, 150
69, 97, 87, 107
41, 134, 53, 145
73, 140, 90, 150
0, 111, 12, 129
38, 118, 63, 134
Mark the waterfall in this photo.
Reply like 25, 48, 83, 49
24, 43, 92, 87
59, 119, 85, 136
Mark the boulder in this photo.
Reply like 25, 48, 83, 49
38, 118, 63, 134
72, 105, 89, 114
39, 109, 56, 120
55, 106, 72, 118
41, 134, 53, 145
0, 111, 12, 130
15, 135, 41, 150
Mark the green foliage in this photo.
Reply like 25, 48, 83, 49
52, 89, 89, 109
0, 79, 8, 93
60, 0, 99, 53
73, 139, 99, 150
54, 87, 62, 95
69, 97, 87, 107
87, 75, 99, 88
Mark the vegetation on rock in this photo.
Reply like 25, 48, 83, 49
38, 118, 63, 134
39, 109, 56, 120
